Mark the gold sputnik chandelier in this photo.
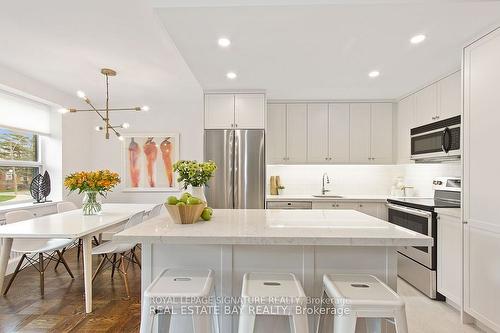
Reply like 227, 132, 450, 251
59, 68, 149, 140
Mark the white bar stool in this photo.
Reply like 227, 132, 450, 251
316, 274, 408, 333
144, 268, 219, 333
238, 272, 309, 333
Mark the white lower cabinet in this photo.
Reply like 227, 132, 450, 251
311, 201, 387, 220
437, 210, 462, 306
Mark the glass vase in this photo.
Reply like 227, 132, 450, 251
82, 191, 102, 215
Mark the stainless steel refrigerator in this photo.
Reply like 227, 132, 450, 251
204, 129, 265, 209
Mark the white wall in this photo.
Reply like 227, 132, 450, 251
267, 163, 462, 197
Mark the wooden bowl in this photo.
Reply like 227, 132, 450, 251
164, 203, 206, 224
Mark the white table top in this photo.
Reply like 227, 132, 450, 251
0, 203, 157, 239
114, 209, 433, 247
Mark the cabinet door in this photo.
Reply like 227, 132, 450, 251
397, 95, 415, 164
354, 202, 379, 218
235, 94, 265, 129
370, 103, 393, 164
267, 104, 287, 164
307, 104, 329, 163
312, 202, 356, 210
349, 103, 371, 163
286, 104, 307, 163
329, 103, 350, 163
437, 213, 462, 305
438, 71, 461, 121
463, 29, 500, 332
204, 94, 235, 129
415, 84, 438, 126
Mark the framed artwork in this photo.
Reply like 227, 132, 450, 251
122, 133, 179, 192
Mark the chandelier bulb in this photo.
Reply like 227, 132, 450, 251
122, 122, 130, 129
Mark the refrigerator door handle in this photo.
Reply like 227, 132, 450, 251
233, 130, 239, 209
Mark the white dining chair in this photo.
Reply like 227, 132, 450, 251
91, 210, 144, 298
3, 210, 75, 297
147, 203, 163, 219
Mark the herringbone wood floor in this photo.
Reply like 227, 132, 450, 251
0, 248, 141, 332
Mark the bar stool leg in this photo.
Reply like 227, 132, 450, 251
333, 314, 356, 333
238, 304, 256, 333
365, 318, 381, 333
316, 289, 326, 333
192, 312, 211, 333
394, 308, 408, 333
158, 312, 171, 333
291, 312, 310, 333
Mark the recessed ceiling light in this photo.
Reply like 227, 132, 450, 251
226, 72, 237, 79
368, 70, 380, 78
410, 34, 426, 44
218, 38, 231, 47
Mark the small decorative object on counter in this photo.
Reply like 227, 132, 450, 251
64, 170, 120, 215
165, 192, 213, 224
173, 160, 217, 203
270, 175, 285, 195
30, 171, 51, 203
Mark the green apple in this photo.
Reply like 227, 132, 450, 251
201, 207, 213, 221
167, 196, 178, 205
176, 201, 186, 207
187, 197, 202, 205
179, 192, 191, 203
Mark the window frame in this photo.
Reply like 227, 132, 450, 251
0, 126, 43, 205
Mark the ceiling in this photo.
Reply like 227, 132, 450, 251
156, 2, 500, 99
0, 0, 201, 109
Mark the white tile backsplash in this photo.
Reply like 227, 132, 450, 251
267, 162, 462, 197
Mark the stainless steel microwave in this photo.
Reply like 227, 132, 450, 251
411, 115, 461, 162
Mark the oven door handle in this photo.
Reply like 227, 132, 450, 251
386, 203, 433, 218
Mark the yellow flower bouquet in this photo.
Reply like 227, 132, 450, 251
64, 170, 120, 215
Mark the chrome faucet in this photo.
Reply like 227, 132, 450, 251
322, 173, 330, 195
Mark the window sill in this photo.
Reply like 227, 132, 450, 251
0, 200, 60, 214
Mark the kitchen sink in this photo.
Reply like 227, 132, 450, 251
312, 194, 344, 198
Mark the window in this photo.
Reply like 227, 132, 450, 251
0, 127, 41, 204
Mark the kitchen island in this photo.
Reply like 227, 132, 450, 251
114, 209, 432, 333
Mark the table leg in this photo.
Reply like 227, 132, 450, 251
82, 235, 93, 313
0, 238, 13, 291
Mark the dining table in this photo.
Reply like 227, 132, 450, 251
0, 203, 156, 313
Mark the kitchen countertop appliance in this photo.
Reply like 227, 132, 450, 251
386, 177, 461, 300
411, 115, 461, 162
205, 129, 265, 209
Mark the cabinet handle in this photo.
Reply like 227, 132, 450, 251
359, 204, 363, 207
235, 124, 238, 127
230, 124, 234, 127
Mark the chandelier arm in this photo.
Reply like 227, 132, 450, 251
71, 107, 141, 112
84, 100, 107, 122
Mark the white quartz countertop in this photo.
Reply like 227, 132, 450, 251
114, 209, 432, 247
265, 194, 430, 202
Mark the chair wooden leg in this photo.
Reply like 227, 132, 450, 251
93, 236, 100, 246
77, 239, 82, 261
56, 250, 74, 278
92, 255, 107, 283
54, 247, 66, 270
111, 254, 117, 279
119, 254, 130, 299
39, 253, 44, 297
3, 254, 26, 296
131, 249, 141, 269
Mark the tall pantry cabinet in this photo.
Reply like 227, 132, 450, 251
463, 27, 500, 332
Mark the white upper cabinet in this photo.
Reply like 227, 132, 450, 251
349, 103, 371, 163
307, 104, 329, 163
370, 103, 393, 164
205, 93, 265, 129
415, 84, 438, 126
396, 95, 415, 164
286, 104, 308, 162
437, 71, 461, 120
267, 104, 287, 164
204, 94, 235, 129
329, 103, 350, 163
234, 94, 265, 129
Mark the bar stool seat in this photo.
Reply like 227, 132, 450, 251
238, 272, 309, 333
144, 268, 219, 333
317, 274, 408, 333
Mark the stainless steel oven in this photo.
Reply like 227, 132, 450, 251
386, 204, 435, 269
411, 115, 461, 162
